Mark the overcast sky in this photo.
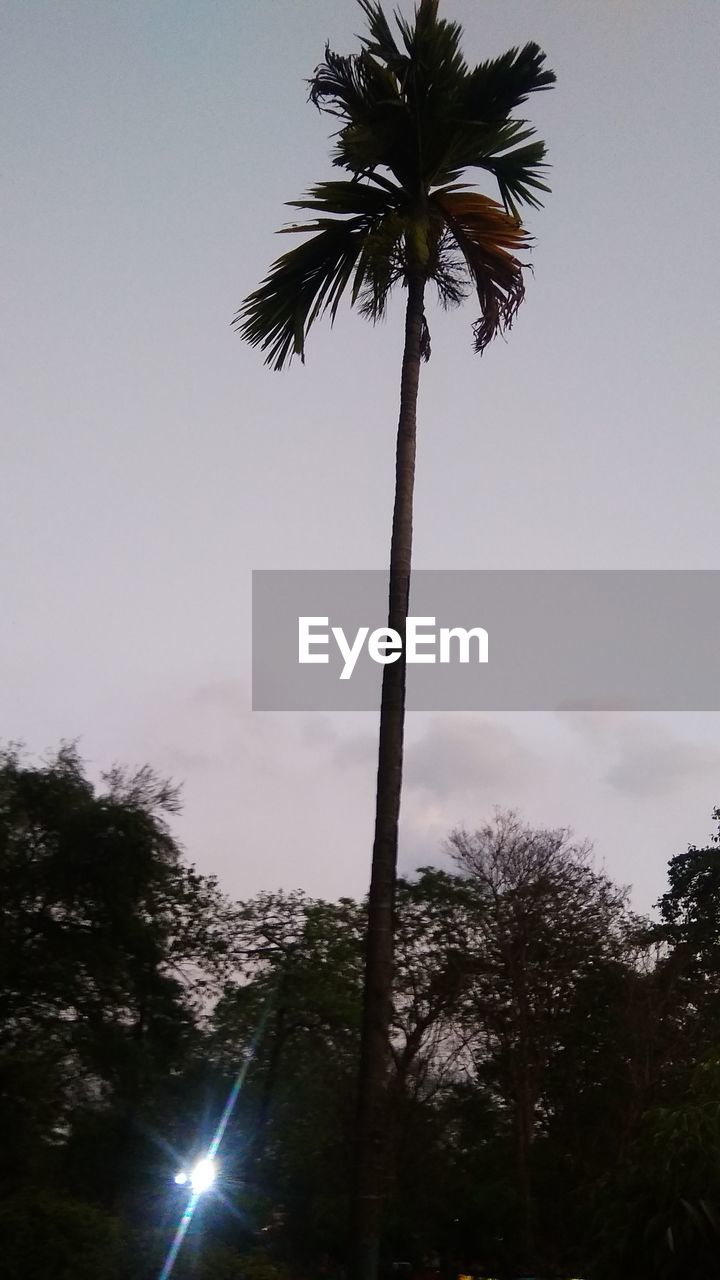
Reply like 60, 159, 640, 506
3, 0, 720, 913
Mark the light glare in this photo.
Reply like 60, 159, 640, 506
174, 1170, 188, 1186
190, 1157, 216, 1194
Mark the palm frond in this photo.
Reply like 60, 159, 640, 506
289, 177, 404, 219
433, 190, 531, 353
397, 0, 464, 77
477, 136, 551, 216
431, 121, 550, 213
235, 177, 406, 368
309, 44, 398, 125
357, 0, 406, 73
429, 226, 470, 310
396, 0, 467, 126
464, 42, 556, 123
309, 46, 372, 120
309, 45, 410, 178
235, 220, 368, 370
351, 211, 406, 321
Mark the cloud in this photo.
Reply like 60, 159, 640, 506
189, 680, 250, 718
89, 680, 720, 916
605, 728, 720, 798
403, 714, 538, 800
566, 713, 720, 799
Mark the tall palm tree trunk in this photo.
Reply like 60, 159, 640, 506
351, 269, 426, 1280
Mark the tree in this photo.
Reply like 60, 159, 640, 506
657, 812, 720, 1044
591, 1065, 720, 1280
0, 1191, 124, 1280
0, 743, 233, 1214
636, 811, 720, 1116
392, 870, 472, 1102
210, 892, 364, 1265
236, 5, 555, 1274
447, 810, 635, 1267
586, 811, 720, 1277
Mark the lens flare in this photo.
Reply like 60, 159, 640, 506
158, 998, 273, 1279
173, 1170, 188, 1186
190, 1157, 216, 1194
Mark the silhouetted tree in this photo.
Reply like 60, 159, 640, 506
0, 743, 232, 1214
236, 6, 555, 1271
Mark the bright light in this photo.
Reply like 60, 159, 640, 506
190, 1157, 216, 1194
174, 1170, 188, 1186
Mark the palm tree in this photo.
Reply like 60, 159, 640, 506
236, 3, 554, 1275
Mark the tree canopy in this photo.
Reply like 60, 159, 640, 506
235, 0, 555, 369
4, 745, 720, 1278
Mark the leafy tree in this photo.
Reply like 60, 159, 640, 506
210, 892, 364, 1264
656, 811, 720, 1050
0, 1191, 124, 1280
210, 879, 472, 1270
236, 6, 555, 1273
590, 1063, 720, 1280
586, 814, 720, 1278
19, 739, 720, 1278
392, 870, 471, 1099
0, 743, 232, 1212
447, 810, 637, 1267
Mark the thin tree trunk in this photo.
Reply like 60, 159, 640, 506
247, 1003, 287, 1169
514, 1080, 535, 1263
514, 972, 535, 1262
350, 270, 426, 1280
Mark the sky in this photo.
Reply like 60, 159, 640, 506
3, 0, 720, 914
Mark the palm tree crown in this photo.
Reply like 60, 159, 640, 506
235, 0, 554, 369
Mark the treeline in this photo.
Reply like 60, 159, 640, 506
2, 745, 720, 1279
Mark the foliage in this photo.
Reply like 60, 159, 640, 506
0, 743, 233, 1212
209, 891, 364, 1260
0, 1190, 124, 1280
590, 1067, 720, 1279
586, 816, 720, 1278
235, 0, 555, 368
232, 1251, 294, 1280
8, 742, 720, 1277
